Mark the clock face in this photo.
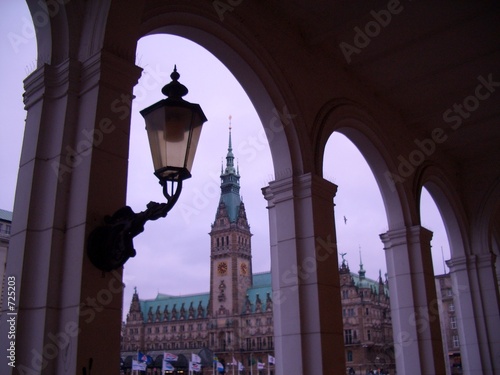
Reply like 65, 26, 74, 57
217, 261, 228, 276
240, 262, 248, 276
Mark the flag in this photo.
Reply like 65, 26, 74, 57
217, 361, 224, 372
231, 357, 237, 365
138, 351, 153, 365
163, 360, 175, 372
257, 362, 265, 370
192, 353, 201, 363
137, 351, 148, 363
268, 355, 275, 364
132, 359, 147, 371
189, 361, 202, 372
164, 352, 178, 361
238, 361, 244, 371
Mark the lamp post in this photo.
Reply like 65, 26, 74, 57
87, 66, 207, 272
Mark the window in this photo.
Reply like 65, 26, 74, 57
367, 330, 371, 341
366, 307, 369, 316
449, 303, 455, 312
452, 335, 460, 348
342, 290, 349, 299
268, 336, 274, 349
344, 329, 353, 345
450, 316, 457, 329
347, 350, 353, 362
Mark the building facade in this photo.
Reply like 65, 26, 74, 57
0, 209, 13, 312
435, 273, 462, 375
339, 258, 393, 374
120, 131, 394, 374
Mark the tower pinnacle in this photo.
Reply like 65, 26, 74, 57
225, 115, 236, 174
219, 118, 242, 222
358, 245, 366, 279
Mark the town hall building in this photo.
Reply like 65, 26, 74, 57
120, 129, 393, 374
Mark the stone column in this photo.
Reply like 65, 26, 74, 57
380, 226, 446, 375
263, 173, 344, 375
0, 51, 141, 374
447, 253, 500, 375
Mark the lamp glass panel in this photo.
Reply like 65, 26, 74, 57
143, 105, 193, 177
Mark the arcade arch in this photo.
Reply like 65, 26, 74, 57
4, 2, 498, 375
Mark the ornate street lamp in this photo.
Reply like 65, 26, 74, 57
87, 66, 207, 272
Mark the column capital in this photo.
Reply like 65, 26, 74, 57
23, 58, 82, 109
446, 252, 497, 272
380, 225, 433, 250
262, 173, 337, 205
80, 49, 143, 95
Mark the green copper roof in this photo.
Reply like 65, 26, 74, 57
252, 272, 271, 287
140, 292, 210, 322
0, 209, 13, 222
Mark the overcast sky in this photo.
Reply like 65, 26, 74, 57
1, 2, 450, 321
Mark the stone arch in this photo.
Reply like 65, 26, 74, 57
136, 6, 307, 180
313, 98, 414, 229
26, 1, 305, 181
415, 163, 470, 259
472, 176, 500, 255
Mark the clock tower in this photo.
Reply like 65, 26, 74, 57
209, 121, 252, 318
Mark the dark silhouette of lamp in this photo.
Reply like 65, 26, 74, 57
87, 66, 207, 272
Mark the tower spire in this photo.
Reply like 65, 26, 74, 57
228, 115, 232, 150
225, 115, 235, 173
358, 245, 366, 279
219, 116, 241, 222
